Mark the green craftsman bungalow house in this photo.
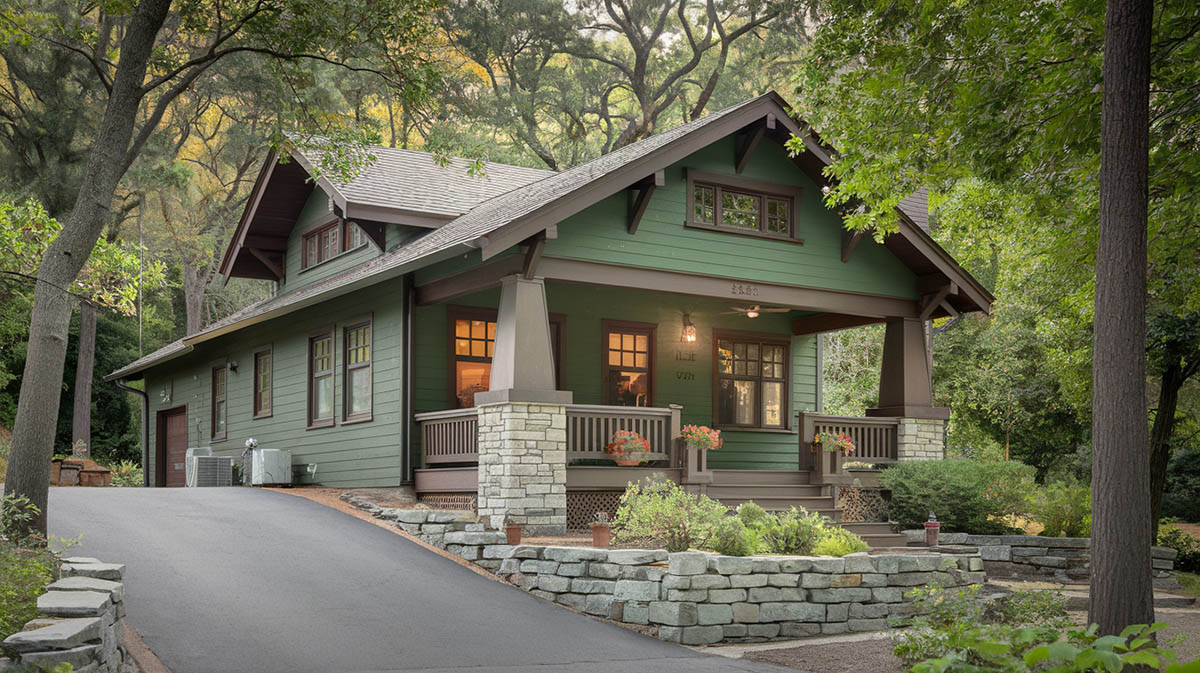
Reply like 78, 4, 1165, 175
107, 91, 992, 537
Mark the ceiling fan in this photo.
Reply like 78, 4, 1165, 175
722, 304, 790, 319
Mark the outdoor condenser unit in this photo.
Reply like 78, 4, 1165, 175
185, 447, 233, 487
250, 448, 293, 486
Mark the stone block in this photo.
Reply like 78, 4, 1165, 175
37, 591, 111, 618
668, 552, 710, 576
607, 549, 668, 565
613, 580, 659, 601
809, 558, 846, 573
509, 546, 542, 559
482, 545, 515, 559
848, 618, 888, 632
748, 587, 804, 603
649, 601, 698, 626
831, 574, 862, 588
968, 557, 984, 572
708, 588, 748, 604
861, 574, 888, 588
698, 604, 733, 625
800, 573, 831, 589
887, 572, 934, 587
767, 573, 800, 587
873, 556, 901, 574
732, 603, 759, 623
1029, 556, 1068, 569
588, 563, 620, 579
558, 563, 587, 577
543, 547, 608, 562
585, 594, 614, 616
520, 560, 559, 574
571, 579, 616, 594
759, 602, 825, 623
476, 559, 501, 571
618, 566, 666, 582
2, 618, 101, 653
978, 546, 1012, 562
46, 577, 123, 604
393, 510, 432, 524
16, 644, 100, 670
778, 559, 813, 573
809, 588, 872, 603
751, 558, 782, 573
1011, 547, 1046, 557
730, 574, 769, 588
849, 603, 890, 619
499, 558, 522, 574
530, 589, 556, 602
689, 575, 731, 590
662, 575, 691, 590
843, 555, 876, 573
556, 593, 586, 610
897, 556, 939, 572
60, 563, 124, 582
537, 575, 571, 593
623, 602, 649, 625
667, 589, 709, 602
821, 622, 849, 635
825, 603, 848, 622
710, 556, 755, 575
723, 624, 749, 638
678, 625, 724, 645
444, 531, 508, 545
749, 623, 781, 639
60, 557, 102, 565
780, 622, 822, 638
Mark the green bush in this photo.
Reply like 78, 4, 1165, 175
1028, 480, 1091, 537
106, 460, 143, 487
710, 516, 760, 556
882, 458, 1036, 533
733, 503, 827, 555
812, 526, 869, 556
612, 477, 728, 552
1164, 447, 1200, 521
1158, 524, 1200, 573
1, 494, 41, 546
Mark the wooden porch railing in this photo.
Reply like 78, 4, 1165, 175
798, 412, 900, 485
566, 404, 681, 465
415, 408, 478, 465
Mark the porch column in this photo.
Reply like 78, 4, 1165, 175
475, 275, 571, 535
867, 317, 949, 461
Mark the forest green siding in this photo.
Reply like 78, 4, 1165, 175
544, 137, 919, 299
277, 188, 382, 294
144, 276, 407, 487
415, 282, 817, 470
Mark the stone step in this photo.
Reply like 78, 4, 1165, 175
855, 533, 911, 549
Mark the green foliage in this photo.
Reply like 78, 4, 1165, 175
733, 503, 828, 555
811, 526, 868, 557
1, 493, 41, 546
0, 540, 57, 647
1164, 447, 1200, 522
709, 516, 760, 557
882, 459, 1035, 533
1157, 524, 1200, 574
1027, 480, 1091, 538
106, 460, 142, 488
612, 477, 728, 553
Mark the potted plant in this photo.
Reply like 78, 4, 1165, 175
50, 458, 64, 485
590, 512, 612, 548
605, 430, 651, 466
504, 516, 522, 545
813, 431, 855, 456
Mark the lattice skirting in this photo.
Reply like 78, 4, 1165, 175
566, 490, 624, 531
418, 493, 477, 512
838, 486, 888, 523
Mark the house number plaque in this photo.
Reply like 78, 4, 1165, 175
730, 282, 760, 297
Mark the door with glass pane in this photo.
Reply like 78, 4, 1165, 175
714, 333, 789, 429
602, 320, 655, 407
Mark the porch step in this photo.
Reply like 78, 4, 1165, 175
856, 533, 912, 548
839, 522, 895, 536
709, 469, 812, 486
704, 484, 826, 500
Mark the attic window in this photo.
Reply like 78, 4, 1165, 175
685, 170, 804, 244
301, 218, 369, 270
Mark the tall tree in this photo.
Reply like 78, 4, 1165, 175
1, 0, 439, 535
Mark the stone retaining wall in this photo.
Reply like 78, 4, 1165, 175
904, 531, 1178, 586
1, 557, 128, 673
345, 497, 987, 645
896, 418, 945, 461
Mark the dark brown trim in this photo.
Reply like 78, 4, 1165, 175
307, 325, 336, 430
247, 248, 284, 281
711, 328, 791, 431
300, 216, 342, 271
219, 152, 278, 280
792, 314, 885, 336
155, 405, 186, 488
735, 115, 774, 174
445, 305, 566, 408
416, 255, 526, 306
685, 169, 804, 243
600, 319, 657, 407
342, 314, 374, 424
252, 347, 273, 419
627, 170, 664, 235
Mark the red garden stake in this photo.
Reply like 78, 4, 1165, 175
925, 512, 941, 547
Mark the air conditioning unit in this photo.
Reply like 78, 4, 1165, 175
185, 448, 233, 487
250, 448, 292, 486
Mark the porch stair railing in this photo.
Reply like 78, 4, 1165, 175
798, 412, 900, 486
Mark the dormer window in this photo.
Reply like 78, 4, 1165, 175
685, 170, 804, 243
301, 218, 369, 270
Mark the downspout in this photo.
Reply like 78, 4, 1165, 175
114, 379, 150, 486
401, 273, 415, 483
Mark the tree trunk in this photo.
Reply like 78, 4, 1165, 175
3, 0, 172, 535
182, 260, 208, 335
1150, 366, 1185, 537
1089, 0, 1154, 635
71, 301, 98, 458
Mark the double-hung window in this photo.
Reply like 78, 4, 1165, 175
344, 320, 372, 422
253, 349, 272, 418
686, 170, 803, 242
308, 330, 335, 428
714, 332, 789, 429
448, 307, 564, 408
211, 365, 227, 440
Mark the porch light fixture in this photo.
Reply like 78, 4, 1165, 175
680, 313, 697, 343
745, 308, 760, 319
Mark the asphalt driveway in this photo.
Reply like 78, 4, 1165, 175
48, 488, 788, 673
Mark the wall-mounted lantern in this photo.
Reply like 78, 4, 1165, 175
680, 313, 697, 343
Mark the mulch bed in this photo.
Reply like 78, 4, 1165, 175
744, 637, 903, 673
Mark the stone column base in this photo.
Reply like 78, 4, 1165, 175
477, 400, 568, 535
896, 417, 946, 461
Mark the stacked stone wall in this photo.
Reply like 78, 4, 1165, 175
476, 402, 567, 534
896, 418, 945, 461
1, 558, 128, 673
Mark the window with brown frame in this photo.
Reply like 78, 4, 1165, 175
308, 330, 334, 428
713, 332, 789, 429
344, 319, 372, 422
211, 365, 227, 440
301, 219, 369, 270
602, 320, 655, 407
253, 349, 272, 418
448, 307, 564, 408
686, 170, 803, 242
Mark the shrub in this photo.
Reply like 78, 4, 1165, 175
612, 477, 727, 552
762, 507, 827, 555
1164, 446, 1200, 521
812, 526, 868, 556
1027, 480, 1091, 537
882, 458, 1035, 533
0, 541, 58, 647
1157, 523, 1200, 573
106, 460, 143, 487
710, 516, 760, 556
1, 494, 41, 546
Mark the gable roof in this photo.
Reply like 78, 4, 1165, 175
111, 90, 993, 381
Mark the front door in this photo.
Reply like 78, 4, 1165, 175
157, 406, 188, 487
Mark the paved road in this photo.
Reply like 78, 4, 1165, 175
48, 488, 790, 673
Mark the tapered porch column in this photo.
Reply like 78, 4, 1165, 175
475, 275, 571, 535
867, 317, 949, 461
